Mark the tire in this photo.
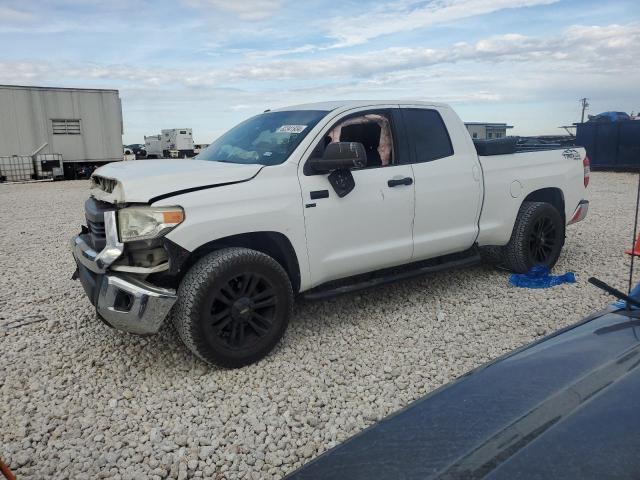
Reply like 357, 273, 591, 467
172, 247, 293, 368
503, 201, 564, 273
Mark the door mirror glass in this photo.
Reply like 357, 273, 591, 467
309, 142, 367, 173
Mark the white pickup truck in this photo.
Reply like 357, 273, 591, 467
71, 100, 590, 367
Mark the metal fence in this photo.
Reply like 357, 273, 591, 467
0, 154, 63, 182
0, 156, 34, 182
576, 121, 640, 170
35, 153, 64, 179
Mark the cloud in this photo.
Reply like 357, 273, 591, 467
325, 0, 558, 47
243, 44, 319, 59
230, 104, 253, 110
187, 22, 640, 84
2, 22, 638, 88
0, 6, 35, 23
185, 0, 283, 20
1, 20, 638, 136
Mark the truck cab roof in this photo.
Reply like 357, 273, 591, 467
271, 100, 449, 112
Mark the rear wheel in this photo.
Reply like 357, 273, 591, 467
172, 247, 293, 368
503, 201, 564, 273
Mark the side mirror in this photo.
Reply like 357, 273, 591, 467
309, 142, 367, 173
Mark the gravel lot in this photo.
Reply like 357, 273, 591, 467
1, 172, 637, 479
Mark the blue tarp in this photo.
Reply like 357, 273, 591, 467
509, 266, 576, 289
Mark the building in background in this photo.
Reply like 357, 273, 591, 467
465, 122, 513, 140
0, 85, 123, 179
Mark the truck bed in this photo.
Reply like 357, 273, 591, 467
473, 136, 575, 156
475, 142, 586, 247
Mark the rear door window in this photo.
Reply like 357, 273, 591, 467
401, 109, 454, 163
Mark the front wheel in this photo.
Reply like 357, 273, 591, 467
503, 201, 565, 273
172, 247, 293, 368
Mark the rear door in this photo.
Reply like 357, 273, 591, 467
400, 106, 483, 260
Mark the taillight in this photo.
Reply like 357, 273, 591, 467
583, 155, 590, 188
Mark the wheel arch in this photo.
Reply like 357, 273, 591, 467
182, 232, 301, 293
522, 187, 565, 224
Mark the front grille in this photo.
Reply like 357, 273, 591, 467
84, 198, 114, 250
87, 219, 105, 238
92, 175, 117, 193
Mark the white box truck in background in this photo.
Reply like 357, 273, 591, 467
162, 129, 194, 158
144, 135, 163, 159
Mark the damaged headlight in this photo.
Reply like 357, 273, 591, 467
117, 206, 184, 242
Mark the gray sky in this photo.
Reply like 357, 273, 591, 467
0, 0, 638, 143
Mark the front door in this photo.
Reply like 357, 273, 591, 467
298, 108, 415, 287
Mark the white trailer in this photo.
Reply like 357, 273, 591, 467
144, 135, 163, 159
161, 129, 194, 158
0, 85, 123, 178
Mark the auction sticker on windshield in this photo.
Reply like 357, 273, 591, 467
276, 125, 307, 134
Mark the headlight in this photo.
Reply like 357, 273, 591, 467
117, 206, 184, 242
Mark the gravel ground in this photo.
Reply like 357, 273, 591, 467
0, 172, 637, 479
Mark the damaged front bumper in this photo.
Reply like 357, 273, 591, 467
70, 211, 177, 335
94, 274, 177, 335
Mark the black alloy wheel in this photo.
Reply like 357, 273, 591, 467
502, 201, 565, 273
528, 215, 557, 264
172, 247, 293, 368
206, 272, 278, 350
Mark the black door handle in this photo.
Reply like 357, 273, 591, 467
310, 190, 329, 200
388, 177, 413, 187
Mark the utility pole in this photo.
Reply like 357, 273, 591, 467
580, 97, 589, 123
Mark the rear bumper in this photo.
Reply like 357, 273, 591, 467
70, 213, 177, 335
568, 200, 589, 225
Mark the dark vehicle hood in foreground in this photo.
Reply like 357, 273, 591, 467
287, 305, 640, 479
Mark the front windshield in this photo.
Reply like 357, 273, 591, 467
197, 110, 328, 166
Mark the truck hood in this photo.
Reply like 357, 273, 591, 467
89, 160, 263, 204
